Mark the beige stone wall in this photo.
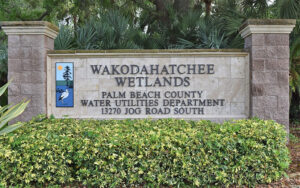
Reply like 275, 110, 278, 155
1, 21, 58, 123
239, 19, 296, 131
47, 51, 250, 121
2, 20, 294, 130
8, 35, 53, 122
245, 34, 290, 126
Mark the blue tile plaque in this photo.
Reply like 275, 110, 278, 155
56, 62, 74, 107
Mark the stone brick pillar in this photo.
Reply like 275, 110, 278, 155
240, 19, 296, 132
1, 21, 58, 122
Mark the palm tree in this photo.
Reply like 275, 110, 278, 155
203, 0, 213, 16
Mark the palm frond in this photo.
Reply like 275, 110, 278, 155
174, 38, 197, 49
76, 22, 97, 50
0, 83, 29, 135
242, 0, 269, 18
54, 25, 75, 50
277, 0, 300, 19
290, 36, 300, 59
93, 10, 142, 49
0, 41, 8, 76
178, 11, 202, 37
0, 122, 23, 136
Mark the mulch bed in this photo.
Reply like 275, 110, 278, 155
256, 123, 300, 188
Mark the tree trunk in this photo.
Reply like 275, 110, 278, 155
73, 15, 78, 32
203, 0, 212, 16
153, 0, 171, 25
174, 0, 191, 14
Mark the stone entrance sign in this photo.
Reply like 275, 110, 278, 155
0, 19, 296, 132
47, 50, 249, 120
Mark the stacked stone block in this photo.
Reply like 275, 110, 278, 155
240, 19, 296, 131
1, 22, 58, 122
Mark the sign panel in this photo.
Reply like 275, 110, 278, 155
47, 51, 249, 121
55, 62, 74, 107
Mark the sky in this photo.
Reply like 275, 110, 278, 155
268, 0, 275, 5
56, 62, 73, 81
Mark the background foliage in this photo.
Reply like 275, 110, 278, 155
0, 37, 7, 107
0, 117, 290, 187
0, 0, 299, 119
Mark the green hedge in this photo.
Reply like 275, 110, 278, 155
0, 116, 290, 187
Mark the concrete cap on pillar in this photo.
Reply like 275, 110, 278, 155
239, 19, 296, 38
0, 21, 59, 39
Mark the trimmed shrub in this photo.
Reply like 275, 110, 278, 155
0, 116, 290, 187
